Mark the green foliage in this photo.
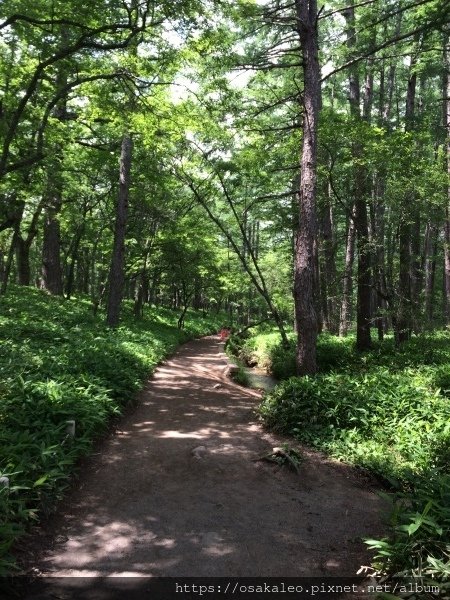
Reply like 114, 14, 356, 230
257, 330, 450, 586
0, 286, 222, 574
366, 475, 450, 587
231, 329, 287, 371
230, 328, 357, 379
231, 364, 251, 387
260, 367, 450, 480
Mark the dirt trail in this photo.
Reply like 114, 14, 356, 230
25, 336, 385, 579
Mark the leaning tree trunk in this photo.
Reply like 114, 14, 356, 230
106, 134, 133, 328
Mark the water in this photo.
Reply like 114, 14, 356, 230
243, 367, 278, 392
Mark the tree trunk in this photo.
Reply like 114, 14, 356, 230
344, 4, 371, 351
66, 225, 85, 300
41, 34, 69, 296
443, 33, 450, 326
16, 237, 31, 286
1, 225, 19, 294
423, 221, 438, 325
106, 134, 133, 327
134, 249, 149, 319
397, 53, 418, 343
397, 219, 412, 343
374, 180, 388, 340
339, 208, 356, 336
291, 172, 300, 333
293, 0, 320, 375
16, 199, 42, 286
354, 195, 372, 350
321, 182, 339, 334
319, 203, 338, 334
42, 189, 64, 295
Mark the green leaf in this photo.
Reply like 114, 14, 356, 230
33, 475, 49, 487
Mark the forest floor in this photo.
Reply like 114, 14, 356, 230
18, 336, 386, 594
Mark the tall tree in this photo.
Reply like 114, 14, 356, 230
293, 0, 321, 374
106, 133, 133, 327
343, 4, 372, 351
443, 30, 450, 325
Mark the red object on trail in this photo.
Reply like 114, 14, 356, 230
219, 328, 230, 340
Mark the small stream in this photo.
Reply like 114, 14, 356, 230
243, 367, 278, 392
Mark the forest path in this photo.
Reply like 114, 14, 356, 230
26, 336, 385, 580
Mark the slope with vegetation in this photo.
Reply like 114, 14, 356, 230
230, 326, 450, 586
0, 287, 221, 574
0, 0, 449, 591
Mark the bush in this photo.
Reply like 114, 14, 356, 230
260, 368, 450, 480
258, 331, 450, 586
230, 329, 358, 379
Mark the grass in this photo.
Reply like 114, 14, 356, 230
0, 286, 223, 575
232, 326, 450, 591
229, 328, 358, 379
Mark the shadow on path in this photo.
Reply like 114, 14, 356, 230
24, 336, 385, 578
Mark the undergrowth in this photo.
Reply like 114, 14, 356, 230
240, 327, 450, 593
0, 286, 222, 575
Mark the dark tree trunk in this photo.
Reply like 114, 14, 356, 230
372, 47, 395, 339
1, 225, 19, 294
423, 222, 438, 325
134, 273, 149, 318
373, 44, 399, 337
374, 180, 388, 340
410, 217, 422, 332
65, 225, 85, 300
354, 195, 372, 350
0, 250, 4, 285
397, 219, 412, 343
293, 0, 320, 375
291, 172, 300, 333
444, 34, 450, 326
106, 134, 133, 327
380, 14, 402, 127
397, 54, 418, 343
41, 37, 69, 296
344, 4, 371, 351
410, 74, 426, 332
16, 237, 31, 286
42, 191, 64, 295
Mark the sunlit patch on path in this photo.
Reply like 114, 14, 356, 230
26, 336, 385, 578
